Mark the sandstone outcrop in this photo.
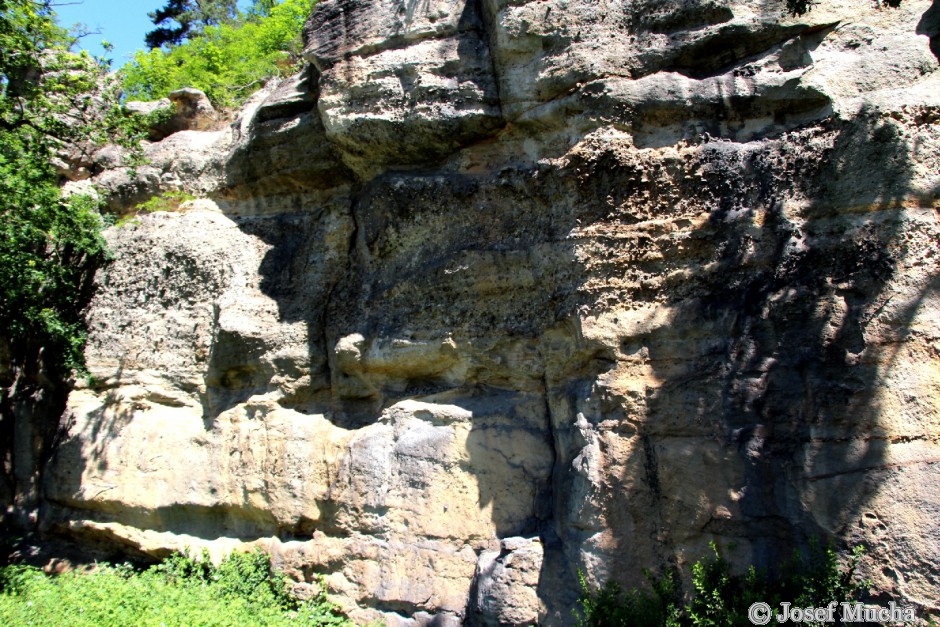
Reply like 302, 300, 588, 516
33, 0, 940, 624
125, 87, 219, 141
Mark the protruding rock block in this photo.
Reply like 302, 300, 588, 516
124, 87, 217, 142
305, 0, 504, 176
468, 537, 544, 626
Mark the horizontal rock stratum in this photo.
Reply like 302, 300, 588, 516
44, 0, 940, 624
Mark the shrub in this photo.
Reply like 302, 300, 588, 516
575, 540, 867, 627
121, 0, 316, 109
576, 568, 682, 627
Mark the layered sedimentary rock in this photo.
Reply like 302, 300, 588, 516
40, 0, 940, 624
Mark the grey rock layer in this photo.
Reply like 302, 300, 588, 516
42, 0, 940, 624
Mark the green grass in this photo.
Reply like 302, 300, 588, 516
0, 549, 353, 626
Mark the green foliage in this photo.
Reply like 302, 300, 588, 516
0, 549, 355, 626
153, 547, 217, 585
0, 563, 47, 596
110, 190, 195, 228
774, 541, 868, 621
576, 569, 682, 627
135, 189, 196, 214
217, 549, 293, 607
0, 190, 109, 374
685, 544, 766, 627
575, 541, 866, 627
0, 0, 125, 376
123, 0, 316, 109
146, 0, 239, 49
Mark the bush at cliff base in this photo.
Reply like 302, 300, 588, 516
575, 541, 869, 627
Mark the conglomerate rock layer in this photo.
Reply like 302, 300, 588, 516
40, 0, 940, 624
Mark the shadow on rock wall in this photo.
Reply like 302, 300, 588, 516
918, 0, 940, 61
590, 109, 939, 603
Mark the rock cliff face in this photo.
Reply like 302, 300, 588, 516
40, 0, 940, 623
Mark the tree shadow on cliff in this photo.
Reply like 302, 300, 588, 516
40, 360, 136, 528
204, 63, 355, 422
918, 0, 940, 61
264, 108, 936, 623
202, 209, 338, 420
606, 107, 939, 600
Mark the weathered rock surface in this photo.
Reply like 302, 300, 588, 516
35, 0, 940, 624
469, 537, 544, 625
126, 87, 219, 141
304, 0, 504, 177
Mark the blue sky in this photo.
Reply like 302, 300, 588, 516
53, 0, 168, 67
52, 0, 252, 68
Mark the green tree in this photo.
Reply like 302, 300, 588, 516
0, 0, 131, 530
145, 0, 238, 49
125, 0, 315, 108
0, 0, 114, 376
247, 0, 279, 18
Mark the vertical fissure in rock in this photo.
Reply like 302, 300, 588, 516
469, 0, 504, 117
539, 367, 559, 534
